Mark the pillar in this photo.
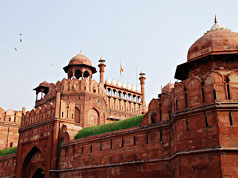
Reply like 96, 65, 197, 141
55, 92, 61, 119
98, 57, 106, 84
139, 71, 146, 114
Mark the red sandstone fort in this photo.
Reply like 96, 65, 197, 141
1, 18, 238, 178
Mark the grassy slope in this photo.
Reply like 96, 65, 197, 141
0, 147, 17, 157
75, 115, 144, 140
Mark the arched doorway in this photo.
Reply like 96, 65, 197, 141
21, 146, 45, 178
32, 168, 45, 178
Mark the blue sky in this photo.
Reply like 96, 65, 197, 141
1, 0, 238, 111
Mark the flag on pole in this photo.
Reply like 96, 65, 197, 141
120, 63, 124, 74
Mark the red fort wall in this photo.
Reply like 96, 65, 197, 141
56, 126, 171, 178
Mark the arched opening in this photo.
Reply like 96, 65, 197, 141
150, 111, 156, 124
21, 146, 45, 178
32, 168, 44, 178
75, 107, 80, 123
83, 70, 90, 79
118, 91, 122, 98
68, 71, 73, 79
86, 108, 99, 127
107, 88, 111, 95
128, 93, 131, 100
113, 89, 116, 97
75, 70, 82, 79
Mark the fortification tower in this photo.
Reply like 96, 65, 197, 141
142, 17, 238, 177
0, 107, 23, 150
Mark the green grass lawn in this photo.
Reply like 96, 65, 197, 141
75, 115, 144, 140
0, 147, 17, 157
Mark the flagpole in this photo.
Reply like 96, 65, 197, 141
120, 60, 122, 83
136, 66, 137, 87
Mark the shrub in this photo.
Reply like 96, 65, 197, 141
75, 115, 144, 140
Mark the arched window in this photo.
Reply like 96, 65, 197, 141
75, 107, 80, 123
86, 108, 99, 127
68, 71, 73, 79
83, 71, 90, 78
75, 70, 82, 79
150, 111, 156, 124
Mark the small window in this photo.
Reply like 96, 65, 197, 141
146, 133, 149, 144
184, 88, 188, 108
100, 142, 102, 151
227, 84, 231, 100
121, 138, 124, 148
160, 131, 163, 142
186, 119, 189, 131
10, 142, 13, 148
205, 114, 209, 128
213, 89, 217, 101
202, 87, 205, 103
229, 112, 233, 127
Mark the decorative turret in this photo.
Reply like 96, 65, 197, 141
98, 57, 106, 84
63, 51, 97, 80
33, 81, 49, 101
139, 71, 146, 113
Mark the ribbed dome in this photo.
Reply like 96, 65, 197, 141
187, 20, 238, 62
122, 82, 126, 88
116, 81, 121, 87
126, 84, 131, 90
111, 80, 116, 86
64, 51, 97, 74
39, 81, 49, 87
105, 78, 111, 85
69, 52, 92, 66
131, 85, 136, 91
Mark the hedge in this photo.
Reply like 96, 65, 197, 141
0, 147, 17, 157
75, 115, 144, 140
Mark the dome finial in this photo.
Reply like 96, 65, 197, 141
209, 15, 224, 32
79, 50, 83, 54
214, 15, 217, 23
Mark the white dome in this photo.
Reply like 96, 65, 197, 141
127, 84, 131, 90
122, 82, 126, 88
131, 85, 136, 91
111, 80, 116, 86
116, 81, 121, 87
105, 78, 111, 85
136, 86, 140, 92
139, 70, 145, 76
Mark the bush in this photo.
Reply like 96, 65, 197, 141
75, 115, 144, 140
0, 147, 17, 157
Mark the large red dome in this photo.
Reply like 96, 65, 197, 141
187, 25, 238, 62
69, 52, 92, 66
